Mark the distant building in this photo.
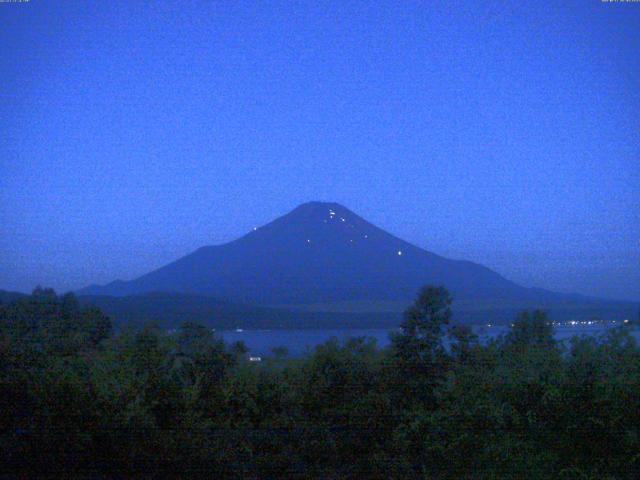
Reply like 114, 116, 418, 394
249, 356, 262, 362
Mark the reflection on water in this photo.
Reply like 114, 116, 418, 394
218, 324, 640, 357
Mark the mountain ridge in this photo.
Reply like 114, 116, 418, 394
77, 202, 634, 319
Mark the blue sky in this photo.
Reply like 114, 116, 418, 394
1, 0, 638, 301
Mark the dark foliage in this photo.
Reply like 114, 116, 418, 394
1, 287, 638, 478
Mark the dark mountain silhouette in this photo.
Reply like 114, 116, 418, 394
0, 289, 27, 304
76, 291, 636, 330
78, 202, 636, 321
77, 292, 402, 330
0, 288, 402, 329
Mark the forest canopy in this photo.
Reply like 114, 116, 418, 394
1, 287, 639, 479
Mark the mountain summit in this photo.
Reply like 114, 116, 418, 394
78, 202, 613, 312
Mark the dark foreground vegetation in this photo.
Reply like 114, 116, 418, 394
1, 287, 639, 479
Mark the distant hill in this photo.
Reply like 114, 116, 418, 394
0, 289, 27, 304
78, 201, 637, 323
76, 292, 637, 330
77, 292, 401, 330
1, 287, 629, 330
0, 289, 401, 329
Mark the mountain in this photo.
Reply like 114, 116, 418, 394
79, 201, 520, 302
79, 202, 636, 321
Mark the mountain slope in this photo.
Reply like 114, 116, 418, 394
78, 202, 630, 314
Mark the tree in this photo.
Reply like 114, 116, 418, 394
230, 340, 249, 358
449, 324, 478, 364
82, 307, 113, 346
388, 285, 453, 421
401, 285, 452, 338
392, 286, 452, 369
504, 310, 554, 347
32, 286, 57, 300
174, 321, 233, 409
271, 345, 289, 359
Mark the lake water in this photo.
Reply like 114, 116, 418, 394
219, 323, 639, 357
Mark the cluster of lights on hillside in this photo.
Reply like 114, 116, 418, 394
484, 319, 632, 329
248, 208, 407, 258
292, 208, 406, 257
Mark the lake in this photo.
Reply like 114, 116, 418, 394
219, 323, 639, 357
